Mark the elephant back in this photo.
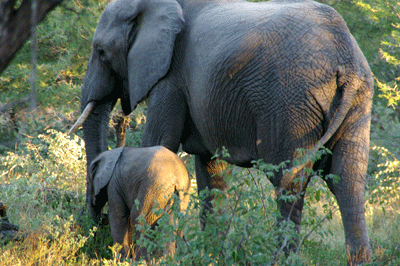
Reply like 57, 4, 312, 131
147, 146, 190, 191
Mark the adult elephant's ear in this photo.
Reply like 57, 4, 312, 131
90, 148, 124, 200
127, 0, 184, 110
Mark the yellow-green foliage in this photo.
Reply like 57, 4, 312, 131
1, 130, 86, 192
0, 216, 95, 266
0, 130, 86, 232
369, 146, 400, 205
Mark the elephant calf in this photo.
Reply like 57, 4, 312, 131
88, 146, 190, 260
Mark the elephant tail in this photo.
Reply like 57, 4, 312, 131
280, 73, 360, 189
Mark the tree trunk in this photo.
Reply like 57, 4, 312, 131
0, 0, 64, 73
113, 112, 130, 148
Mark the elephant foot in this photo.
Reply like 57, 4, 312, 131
346, 245, 371, 266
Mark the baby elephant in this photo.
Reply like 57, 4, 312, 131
88, 146, 190, 260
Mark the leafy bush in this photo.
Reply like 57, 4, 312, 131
0, 130, 86, 231
368, 146, 400, 206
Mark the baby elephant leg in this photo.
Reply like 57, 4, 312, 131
109, 193, 133, 258
130, 204, 150, 261
164, 190, 190, 256
130, 188, 174, 260
130, 196, 158, 260
164, 212, 176, 258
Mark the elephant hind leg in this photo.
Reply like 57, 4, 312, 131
129, 197, 151, 261
325, 132, 371, 264
130, 188, 173, 260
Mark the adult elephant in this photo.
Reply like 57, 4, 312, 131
70, 0, 374, 263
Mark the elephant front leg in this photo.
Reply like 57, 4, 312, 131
195, 155, 229, 228
274, 158, 311, 256
141, 80, 186, 153
109, 196, 133, 258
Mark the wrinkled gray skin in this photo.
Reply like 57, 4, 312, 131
88, 146, 190, 259
80, 0, 374, 263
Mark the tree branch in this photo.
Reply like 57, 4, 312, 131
0, 0, 64, 73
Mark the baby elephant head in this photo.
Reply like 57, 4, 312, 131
88, 148, 124, 223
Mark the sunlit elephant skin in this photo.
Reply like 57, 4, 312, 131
74, 0, 374, 263
88, 146, 190, 259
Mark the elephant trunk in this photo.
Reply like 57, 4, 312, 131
82, 100, 113, 203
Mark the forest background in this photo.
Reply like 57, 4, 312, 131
0, 0, 399, 265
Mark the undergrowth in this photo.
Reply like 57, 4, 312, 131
0, 130, 399, 265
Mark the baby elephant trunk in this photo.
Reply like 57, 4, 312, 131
89, 187, 109, 224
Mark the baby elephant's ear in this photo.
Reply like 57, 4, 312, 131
90, 148, 124, 196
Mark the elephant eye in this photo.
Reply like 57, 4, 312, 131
97, 47, 107, 63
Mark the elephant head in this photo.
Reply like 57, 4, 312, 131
88, 148, 124, 223
69, 0, 184, 199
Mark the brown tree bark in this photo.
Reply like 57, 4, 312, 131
112, 112, 130, 148
0, 0, 64, 74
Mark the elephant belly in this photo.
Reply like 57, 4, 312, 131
188, 93, 260, 166
187, 68, 325, 168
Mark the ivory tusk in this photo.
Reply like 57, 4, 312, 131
68, 102, 95, 135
